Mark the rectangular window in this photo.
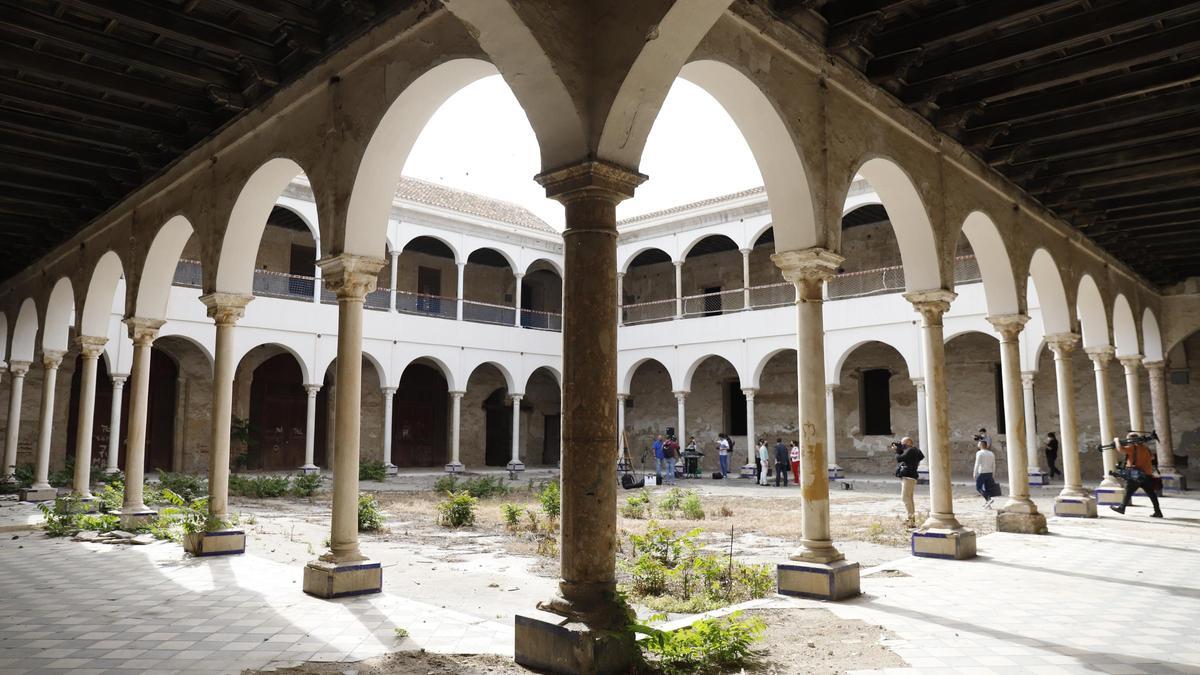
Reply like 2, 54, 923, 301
860, 369, 892, 436
703, 285, 722, 317
994, 364, 1006, 435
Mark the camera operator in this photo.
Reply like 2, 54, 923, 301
972, 427, 992, 448
1111, 432, 1163, 518
893, 437, 923, 527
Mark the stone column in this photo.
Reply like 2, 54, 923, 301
1145, 360, 1184, 491
740, 248, 751, 309
105, 375, 126, 474
616, 273, 625, 327
912, 377, 929, 483
772, 248, 860, 596
673, 260, 683, 319
742, 388, 757, 473
381, 387, 397, 474
988, 315, 1046, 534
120, 318, 164, 524
507, 394, 525, 471
22, 350, 65, 502
514, 272, 525, 327
388, 249, 399, 312
520, 161, 645, 668
325, 384, 336, 468
301, 384, 320, 473
171, 376, 187, 471
2, 362, 30, 482
617, 394, 627, 457
905, 289, 976, 558
1086, 347, 1123, 503
456, 261, 466, 321
673, 391, 687, 444
1021, 372, 1044, 483
826, 384, 842, 479
312, 260, 322, 303
303, 254, 386, 599
1048, 334, 1097, 517
1119, 355, 1144, 432
446, 391, 464, 473
72, 337, 108, 502
199, 294, 252, 530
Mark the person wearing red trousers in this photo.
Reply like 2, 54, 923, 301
790, 441, 800, 484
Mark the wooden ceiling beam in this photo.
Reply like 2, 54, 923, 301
1011, 134, 1200, 181
0, 128, 140, 170
1026, 154, 1200, 194
0, 104, 188, 154
1039, 173, 1200, 207
991, 111, 1200, 168
0, 75, 203, 137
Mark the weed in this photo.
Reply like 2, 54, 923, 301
680, 491, 705, 520
501, 502, 522, 529
393, 627, 409, 640
714, 504, 734, 518
538, 480, 560, 519
358, 493, 385, 532
658, 487, 685, 515
436, 491, 477, 528
155, 471, 208, 502
228, 475, 290, 498
12, 464, 34, 489
48, 460, 76, 488
633, 610, 765, 674
462, 475, 510, 499
359, 461, 388, 482
621, 491, 651, 519
290, 472, 322, 498
433, 475, 459, 494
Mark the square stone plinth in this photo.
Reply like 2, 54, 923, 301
183, 529, 246, 557
445, 462, 464, 474
997, 511, 1048, 534
303, 559, 382, 599
777, 559, 860, 600
1094, 487, 1124, 506
739, 464, 757, 478
1028, 471, 1049, 486
828, 466, 844, 480
298, 465, 320, 475
116, 508, 156, 528
1162, 474, 1187, 493
514, 614, 636, 675
1054, 495, 1098, 518
19, 486, 57, 502
912, 528, 977, 560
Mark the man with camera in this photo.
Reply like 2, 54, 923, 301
1111, 431, 1163, 518
893, 437, 923, 527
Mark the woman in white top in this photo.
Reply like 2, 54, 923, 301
973, 440, 997, 507
757, 439, 770, 486
717, 434, 731, 478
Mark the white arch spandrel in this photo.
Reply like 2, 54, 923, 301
960, 211, 1018, 316
81, 251, 125, 338
1112, 294, 1139, 357
1075, 274, 1109, 349
621, 356, 678, 395
682, 353, 744, 391
466, 246, 519, 274
856, 158, 941, 292
1142, 308, 1164, 362
10, 298, 38, 362
618, 246, 675, 275
1027, 249, 1071, 336
465, 360, 518, 395
217, 158, 307, 295
398, 355, 458, 393
42, 278, 75, 352
137, 215, 194, 320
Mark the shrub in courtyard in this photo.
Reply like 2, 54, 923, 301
621, 491, 651, 519
228, 474, 290, 498
501, 502, 522, 529
155, 470, 208, 502
658, 487, 686, 516
436, 491, 477, 528
358, 493, 385, 532
38, 494, 85, 536
633, 610, 765, 674
680, 491, 705, 520
359, 461, 388, 482
290, 472, 322, 498
538, 480, 560, 519
3, 463, 35, 491
433, 474, 459, 494
463, 475, 510, 499
97, 478, 124, 513
48, 460, 77, 488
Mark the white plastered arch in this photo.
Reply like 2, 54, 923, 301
398, 355, 458, 392
621, 356, 678, 395
0, 312, 7, 363
465, 360, 518, 395
81, 251, 125, 338
216, 158, 308, 294
960, 211, 1019, 316
829, 338, 921, 386
1112, 294, 1139, 357
855, 157, 941, 292
10, 298, 39, 362
750, 347, 795, 390
524, 257, 564, 278
1075, 274, 1110, 349
1027, 248, 1072, 335
1142, 308, 1164, 362
682, 353, 745, 392
465, 245, 519, 274
525, 364, 562, 391
233, 339, 313, 385
679, 232, 740, 261
395, 232, 462, 265
42, 277, 75, 352
137, 215, 194, 320
619, 246, 675, 275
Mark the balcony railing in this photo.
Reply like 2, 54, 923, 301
252, 267, 315, 300
397, 290, 457, 319
463, 299, 516, 326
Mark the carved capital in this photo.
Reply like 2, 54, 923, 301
200, 292, 253, 326
535, 160, 647, 205
742, 387, 758, 400
771, 247, 843, 285
1084, 345, 1115, 367
1045, 332, 1080, 357
8, 360, 31, 377
987, 314, 1029, 342
125, 317, 165, 346
910, 377, 925, 390
304, 384, 321, 397
1143, 360, 1166, 376
450, 390, 466, 400
75, 336, 108, 359
904, 289, 957, 324
318, 254, 387, 300
42, 349, 66, 370
673, 390, 689, 401
1118, 354, 1144, 371
1020, 371, 1036, 388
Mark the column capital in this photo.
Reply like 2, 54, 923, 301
741, 387, 757, 399
200, 292, 254, 326
987, 313, 1029, 341
535, 159, 647, 204
450, 390, 466, 400
617, 393, 629, 401
673, 390, 689, 401
1118, 354, 1144, 369
318, 253, 387, 300
910, 377, 925, 390
616, 271, 625, 279
75, 335, 108, 359
304, 384, 321, 396
825, 383, 838, 393
41, 349, 66, 369
904, 289, 957, 322
111, 374, 128, 386
510, 393, 524, 403
8, 360, 30, 377
1045, 332, 1080, 356
739, 248, 752, 256
381, 386, 397, 396
1084, 345, 1115, 365
514, 271, 525, 279
673, 259, 683, 268
124, 317, 164, 345
771, 247, 844, 284
1143, 359, 1166, 375
1020, 371, 1036, 387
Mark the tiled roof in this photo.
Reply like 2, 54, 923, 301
396, 177, 557, 233
618, 186, 766, 225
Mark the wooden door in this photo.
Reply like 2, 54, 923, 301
394, 363, 447, 467
249, 354, 306, 470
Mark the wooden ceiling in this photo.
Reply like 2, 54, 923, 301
0, 0, 409, 282
771, 0, 1200, 286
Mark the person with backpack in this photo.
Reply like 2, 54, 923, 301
974, 440, 998, 508
893, 436, 924, 527
662, 436, 679, 486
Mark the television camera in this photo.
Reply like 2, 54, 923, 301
1098, 431, 1158, 482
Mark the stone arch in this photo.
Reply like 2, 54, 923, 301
397, 233, 461, 265
677, 59, 817, 252
399, 355, 457, 392
832, 338, 920, 384
750, 347, 795, 389
679, 232, 740, 261
1142, 308, 1164, 362
526, 364, 562, 390
216, 158, 309, 294
10, 297, 39, 362
959, 211, 1019, 316
236, 340, 311, 386
136, 215, 194, 320
682, 353, 744, 392
622, 357, 677, 394
154, 330, 214, 369
1076, 274, 1110, 349
524, 257, 563, 278
619, 246, 674, 274
466, 245, 518, 274
271, 201, 321, 251
81, 251, 125, 338
1027, 248, 1072, 335
43, 277, 75, 352
853, 157, 942, 292
466, 360, 517, 394
1112, 294, 1139, 357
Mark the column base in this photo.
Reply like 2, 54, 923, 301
1093, 486, 1124, 507
1161, 472, 1187, 493
739, 464, 757, 478
912, 528, 977, 559
75, 496, 100, 513
298, 464, 320, 475
514, 614, 636, 675
917, 469, 929, 485
777, 559, 860, 600
1054, 495, 1098, 518
996, 510, 1048, 534
507, 461, 525, 473
116, 508, 157, 529
445, 462, 464, 474
828, 465, 844, 480
384, 462, 398, 477
19, 486, 58, 502
303, 559, 383, 599
1028, 470, 1049, 486
183, 529, 246, 557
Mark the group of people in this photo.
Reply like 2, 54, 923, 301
755, 438, 800, 487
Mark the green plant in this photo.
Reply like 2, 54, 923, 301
501, 502, 522, 529
290, 472, 322, 497
633, 611, 766, 674
155, 471, 208, 502
621, 491, 651, 519
38, 494, 84, 536
680, 491, 705, 520
228, 474, 290, 498
463, 475, 510, 499
48, 460, 75, 488
97, 480, 124, 513
77, 513, 119, 533
538, 480, 561, 519
433, 474, 459, 494
359, 461, 388, 482
436, 491, 477, 528
12, 463, 34, 489
393, 627, 409, 640
658, 487, 685, 515
358, 493, 385, 532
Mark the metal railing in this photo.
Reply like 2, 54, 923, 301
252, 268, 315, 300
622, 297, 677, 325
364, 288, 390, 311
521, 307, 563, 331
826, 264, 907, 300
173, 259, 202, 288
682, 287, 745, 317
397, 290, 457, 319
463, 299, 516, 326
748, 282, 794, 309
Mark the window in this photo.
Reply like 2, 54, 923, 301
993, 364, 1006, 435
860, 369, 892, 435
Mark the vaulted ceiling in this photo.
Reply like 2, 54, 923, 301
770, 0, 1200, 286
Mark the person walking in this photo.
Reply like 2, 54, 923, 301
757, 438, 770, 486
662, 436, 678, 486
974, 440, 997, 508
716, 433, 730, 478
1044, 431, 1060, 480
652, 434, 666, 485
1111, 432, 1163, 517
773, 438, 790, 487
789, 441, 800, 484
894, 436, 923, 527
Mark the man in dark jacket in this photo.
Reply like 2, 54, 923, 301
774, 438, 790, 487
895, 437, 924, 527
